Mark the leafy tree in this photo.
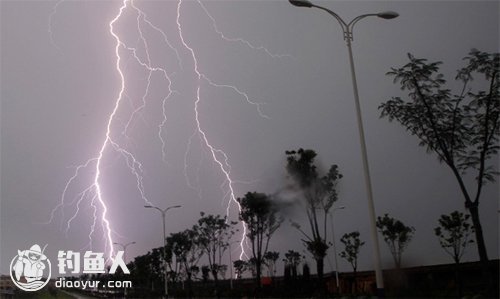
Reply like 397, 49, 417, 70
434, 211, 474, 264
195, 212, 236, 297
215, 264, 228, 279
263, 251, 280, 277
201, 265, 210, 283
144, 247, 165, 291
376, 214, 415, 269
166, 229, 202, 297
283, 250, 304, 279
286, 148, 343, 281
189, 265, 200, 281
435, 211, 475, 297
238, 192, 283, 287
379, 50, 499, 262
129, 250, 161, 293
247, 257, 257, 278
339, 231, 364, 273
340, 231, 365, 294
233, 260, 247, 279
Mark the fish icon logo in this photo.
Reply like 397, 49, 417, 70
10, 244, 51, 292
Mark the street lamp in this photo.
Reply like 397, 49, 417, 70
330, 206, 345, 292
145, 204, 181, 298
113, 241, 135, 298
290, 1, 398, 296
113, 241, 136, 264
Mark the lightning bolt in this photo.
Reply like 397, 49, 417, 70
197, 0, 292, 59
48, 0, 288, 261
48, 0, 64, 51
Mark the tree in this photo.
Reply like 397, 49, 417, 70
339, 231, 364, 273
129, 250, 162, 294
339, 231, 365, 293
379, 50, 499, 262
283, 250, 303, 280
376, 214, 415, 269
286, 148, 343, 281
238, 192, 283, 287
434, 211, 474, 264
263, 251, 280, 278
435, 211, 474, 297
247, 257, 257, 278
233, 260, 247, 279
195, 212, 236, 297
201, 265, 210, 283
166, 229, 202, 297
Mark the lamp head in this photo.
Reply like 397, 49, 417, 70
377, 11, 399, 19
289, 0, 313, 8
144, 205, 152, 208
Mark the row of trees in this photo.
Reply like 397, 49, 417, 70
338, 211, 474, 296
67, 205, 475, 297
338, 211, 475, 275
126, 146, 478, 297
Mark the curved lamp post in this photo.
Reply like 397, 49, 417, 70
145, 204, 181, 298
290, 0, 398, 296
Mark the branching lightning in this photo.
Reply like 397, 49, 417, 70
48, 0, 288, 261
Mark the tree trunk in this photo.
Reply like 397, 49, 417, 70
187, 274, 193, 299
353, 269, 357, 295
212, 269, 220, 299
314, 258, 327, 298
454, 262, 462, 298
316, 258, 324, 281
467, 203, 489, 261
256, 259, 262, 288
468, 203, 494, 295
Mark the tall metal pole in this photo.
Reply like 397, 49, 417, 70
161, 210, 168, 299
345, 38, 384, 296
288, 2, 398, 296
145, 204, 181, 299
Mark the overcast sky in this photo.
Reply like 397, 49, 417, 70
1, 0, 498, 276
